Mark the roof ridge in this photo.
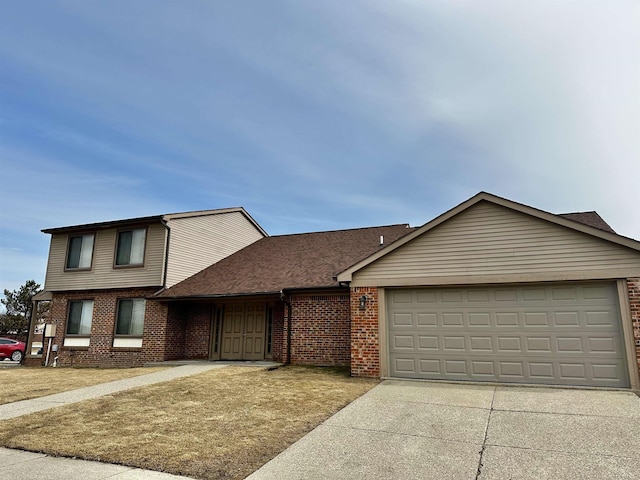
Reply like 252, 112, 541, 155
268, 224, 412, 238
558, 211, 598, 215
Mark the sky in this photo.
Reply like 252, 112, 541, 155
1, 0, 639, 295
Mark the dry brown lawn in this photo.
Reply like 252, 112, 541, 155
0, 366, 168, 405
0, 365, 378, 479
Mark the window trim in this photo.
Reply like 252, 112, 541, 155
114, 298, 146, 338
65, 299, 94, 337
64, 233, 96, 271
113, 227, 148, 268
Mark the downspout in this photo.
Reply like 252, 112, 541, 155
153, 219, 171, 296
161, 218, 170, 289
280, 290, 292, 365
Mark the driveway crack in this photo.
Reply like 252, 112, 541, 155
475, 387, 496, 480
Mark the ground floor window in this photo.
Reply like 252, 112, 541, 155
116, 299, 145, 336
66, 300, 94, 335
64, 299, 94, 347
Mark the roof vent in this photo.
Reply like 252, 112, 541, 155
379, 235, 384, 246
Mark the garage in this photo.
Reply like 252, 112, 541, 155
339, 193, 640, 387
387, 282, 629, 387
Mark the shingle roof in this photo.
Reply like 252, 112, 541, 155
558, 212, 616, 233
42, 207, 266, 236
157, 224, 414, 298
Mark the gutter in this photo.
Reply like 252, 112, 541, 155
155, 291, 282, 301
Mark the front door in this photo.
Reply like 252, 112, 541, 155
221, 303, 266, 360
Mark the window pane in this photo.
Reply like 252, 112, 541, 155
67, 301, 82, 334
79, 300, 93, 335
116, 299, 145, 336
116, 231, 133, 265
78, 235, 94, 268
67, 300, 92, 335
116, 300, 133, 335
131, 299, 145, 336
67, 235, 94, 269
130, 229, 146, 264
67, 236, 82, 268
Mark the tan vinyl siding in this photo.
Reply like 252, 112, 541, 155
165, 211, 264, 287
352, 202, 640, 286
44, 223, 166, 291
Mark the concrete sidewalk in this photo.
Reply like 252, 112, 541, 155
247, 380, 640, 480
0, 363, 227, 420
1, 447, 193, 479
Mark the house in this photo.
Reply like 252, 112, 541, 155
27, 193, 640, 390
25, 208, 267, 366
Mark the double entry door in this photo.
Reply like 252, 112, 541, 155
220, 303, 266, 361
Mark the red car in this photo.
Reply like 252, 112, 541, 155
0, 338, 25, 362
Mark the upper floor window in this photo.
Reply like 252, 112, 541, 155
66, 234, 94, 270
66, 300, 94, 335
115, 228, 146, 266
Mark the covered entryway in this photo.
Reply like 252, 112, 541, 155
220, 303, 267, 360
387, 282, 629, 387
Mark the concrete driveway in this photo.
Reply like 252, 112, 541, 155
247, 380, 640, 480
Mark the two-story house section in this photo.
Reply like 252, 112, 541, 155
27, 208, 267, 367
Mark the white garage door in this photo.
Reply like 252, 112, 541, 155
387, 283, 629, 387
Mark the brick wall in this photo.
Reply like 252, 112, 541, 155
271, 302, 285, 362
37, 288, 171, 367
286, 292, 350, 366
350, 287, 379, 377
164, 303, 187, 360
184, 304, 212, 359
628, 278, 640, 378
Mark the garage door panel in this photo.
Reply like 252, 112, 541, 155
554, 311, 580, 325
470, 336, 493, 351
394, 358, 416, 373
443, 336, 465, 350
588, 337, 616, 353
417, 313, 437, 326
387, 283, 629, 387
585, 311, 614, 325
524, 312, 550, 326
523, 288, 547, 301
592, 363, 624, 381
496, 312, 519, 326
526, 337, 552, 352
394, 335, 414, 349
556, 337, 583, 352
469, 313, 491, 326
417, 336, 438, 349
499, 362, 524, 378
559, 363, 586, 379
472, 361, 495, 376
445, 360, 467, 374
529, 362, 554, 378
442, 313, 464, 326
392, 291, 413, 303
392, 312, 413, 327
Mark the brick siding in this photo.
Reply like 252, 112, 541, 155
271, 302, 285, 362
350, 287, 379, 377
285, 293, 351, 366
628, 278, 640, 378
184, 304, 212, 359
34, 288, 171, 367
164, 303, 187, 360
